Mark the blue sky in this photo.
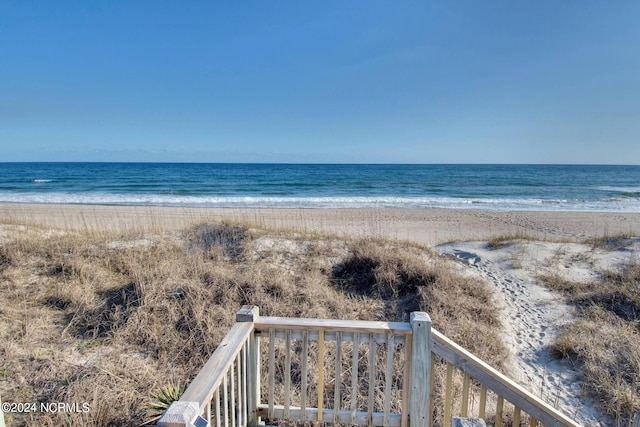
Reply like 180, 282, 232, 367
1, 1, 639, 164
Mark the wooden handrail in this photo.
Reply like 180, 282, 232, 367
181, 322, 254, 413
432, 329, 581, 427
255, 316, 412, 335
160, 306, 583, 427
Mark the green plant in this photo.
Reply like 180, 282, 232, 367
144, 383, 186, 424
76, 339, 101, 353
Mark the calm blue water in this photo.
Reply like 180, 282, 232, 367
0, 163, 639, 211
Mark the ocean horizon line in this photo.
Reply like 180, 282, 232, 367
2, 161, 639, 166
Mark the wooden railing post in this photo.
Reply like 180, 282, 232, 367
409, 312, 432, 427
158, 401, 200, 427
236, 305, 260, 427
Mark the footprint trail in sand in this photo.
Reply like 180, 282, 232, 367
434, 240, 637, 426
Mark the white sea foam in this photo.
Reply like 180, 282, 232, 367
1, 192, 639, 212
597, 185, 640, 194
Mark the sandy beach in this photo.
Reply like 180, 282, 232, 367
1, 203, 638, 426
2, 203, 640, 246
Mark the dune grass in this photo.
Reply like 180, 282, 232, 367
0, 220, 506, 426
540, 261, 640, 425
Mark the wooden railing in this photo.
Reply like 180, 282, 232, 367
158, 306, 582, 427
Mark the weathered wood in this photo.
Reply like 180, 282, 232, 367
158, 401, 201, 427
334, 331, 342, 424
284, 329, 291, 419
223, 374, 229, 427
461, 373, 471, 417
452, 418, 487, 427
478, 385, 487, 419
301, 331, 308, 420
257, 404, 402, 427
513, 406, 521, 426
237, 306, 259, 427
215, 388, 221, 427
180, 322, 254, 413
241, 344, 247, 427
401, 337, 412, 427
495, 395, 503, 427
317, 329, 325, 422
268, 328, 275, 419
173, 308, 584, 427
633, 413, 640, 427
431, 329, 581, 427
428, 353, 436, 425
409, 312, 432, 427
444, 363, 454, 427
368, 333, 377, 427
247, 330, 259, 427
529, 416, 537, 427
351, 332, 360, 425
256, 329, 407, 345
384, 332, 395, 427
236, 305, 260, 322
255, 316, 412, 336
230, 361, 236, 427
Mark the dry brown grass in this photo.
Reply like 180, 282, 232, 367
540, 262, 640, 425
0, 221, 505, 426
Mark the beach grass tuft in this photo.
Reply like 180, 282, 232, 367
540, 260, 640, 424
486, 231, 537, 250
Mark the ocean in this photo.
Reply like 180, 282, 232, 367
0, 163, 639, 212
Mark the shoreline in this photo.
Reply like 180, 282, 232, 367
2, 203, 639, 245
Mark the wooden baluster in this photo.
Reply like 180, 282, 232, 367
461, 373, 470, 417
513, 406, 521, 426
479, 385, 487, 420
284, 329, 291, 419
241, 343, 247, 427
334, 331, 342, 424
223, 374, 229, 427
383, 332, 394, 427
231, 360, 236, 427
444, 363, 453, 427
401, 335, 412, 427
301, 331, 308, 420
368, 333, 376, 427
317, 330, 325, 422
495, 395, 504, 427
215, 388, 221, 427
268, 328, 275, 419
350, 332, 360, 425
428, 353, 436, 424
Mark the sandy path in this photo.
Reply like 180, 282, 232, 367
435, 240, 640, 426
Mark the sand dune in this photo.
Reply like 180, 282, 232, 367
2, 203, 638, 425
436, 240, 640, 426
